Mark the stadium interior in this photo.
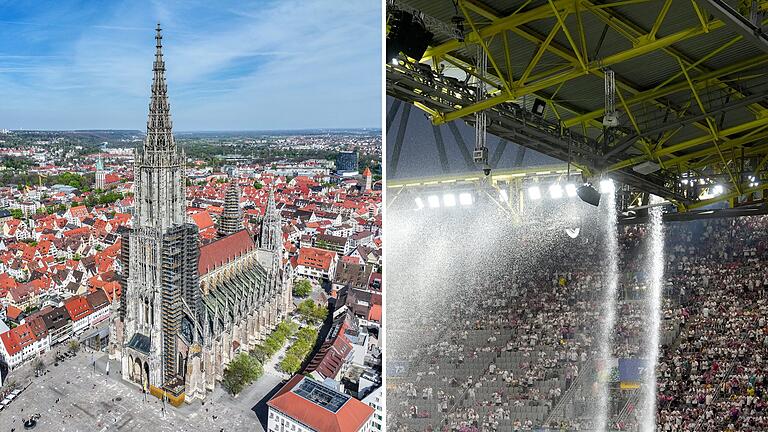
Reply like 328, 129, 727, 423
385, 0, 768, 431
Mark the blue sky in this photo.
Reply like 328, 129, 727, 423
0, 0, 382, 130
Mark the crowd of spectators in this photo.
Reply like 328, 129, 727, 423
388, 213, 768, 432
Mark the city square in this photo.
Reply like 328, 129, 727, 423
0, 347, 288, 432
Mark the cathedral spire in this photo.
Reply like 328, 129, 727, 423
133, 24, 186, 230
145, 23, 175, 153
218, 182, 243, 237
260, 188, 282, 252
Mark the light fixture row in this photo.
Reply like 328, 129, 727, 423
415, 192, 473, 209
526, 179, 614, 201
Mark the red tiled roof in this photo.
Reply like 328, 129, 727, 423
368, 304, 381, 322
68, 205, 89, 218
26, 315, 48, 339
0, 323, 36, 356
198, 230, 255, 275
0, 328, 21, 356
100, 281, 121, 302
64, 227, 90, 237
9, 284, 34, 303
297, 247, 337, 272
191, 211, 215, 230
64, 296, 93, 322
0, 273, 18, 290
6, 305, 23, 320
268, 375, 373, 432
306, 330, 353, 379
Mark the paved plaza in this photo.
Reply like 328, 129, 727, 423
0, 348, 288, 432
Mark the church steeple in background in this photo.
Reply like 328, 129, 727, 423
260, 188, 282, 253
218, 182, 243, 237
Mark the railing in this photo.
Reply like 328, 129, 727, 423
694, 362, 735, 432
543, 354, 595, 426
614, 387, 640, 427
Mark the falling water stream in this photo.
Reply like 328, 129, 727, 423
595, 188, 619, 432
640, 196, 665, 432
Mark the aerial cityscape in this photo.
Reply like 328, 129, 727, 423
0, 5, 382, 431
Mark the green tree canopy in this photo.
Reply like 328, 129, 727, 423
296, 299, 328, 324
279, 354, 302, 375
222, 352, 263, 396
293, 279, 312, 297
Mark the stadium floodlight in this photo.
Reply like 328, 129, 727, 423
459, 192, 473, 206
427, 195, 440, 208
549, 184, 564, 199
443, 193, 456, 207
577, 184, 600, 207
499, 189, 508, 202
528, 186, 541, 200
386, 10, 433, 64
391, 58, 399, 66
600, 178, 615, 193
565, 183, 577, 197
415, 197, 424, 209
713, 184, 724, 196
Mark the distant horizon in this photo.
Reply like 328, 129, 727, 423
6, 127, 382, 133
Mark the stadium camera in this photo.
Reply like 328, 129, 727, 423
483, 165, 491, 176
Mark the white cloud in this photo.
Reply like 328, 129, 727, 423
0, 0, 382, 130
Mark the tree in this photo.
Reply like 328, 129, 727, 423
253, 181, 263, 189
222, 353, 263, 396
255, 320, 298, 360
293, 279, 312, 297
296, 299, 327, 324
313, 306, 329, 323
296, 326, 318, 344
279, 354, 302, 375
250, 345, 269, 363
68, 339, 80, 353
34, 358, 45, 374
9, 209, 23, 219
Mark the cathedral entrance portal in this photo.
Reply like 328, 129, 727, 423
129, 356, 151, 391
143, 361, 150, 391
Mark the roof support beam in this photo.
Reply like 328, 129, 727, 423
700, 0, 768, 55
446, 0, 702, 141
434, 19, 728, 124
424, 0, 572, 60
607, 117, 768, 171
563, 56, 768, 127
648, 0, 673, 40
431, 125, 451, 173
580, 1, 768, 118
605, 92, 768, 159
388, 103, 411, 178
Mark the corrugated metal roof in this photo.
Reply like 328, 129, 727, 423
389, 0, 768, 201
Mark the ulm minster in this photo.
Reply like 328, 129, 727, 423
108, 25, 291, 404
